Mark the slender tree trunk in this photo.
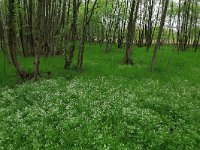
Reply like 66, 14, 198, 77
77, 0, 88, 71
124, 0, 140, 64
33, 0, 44, 80
8, 0, 29, 79
64, 0, 78, 69
195, 30, 200, 52
150, 0, 169, 71
77, 0, 97, 71
146, 0, 154, 52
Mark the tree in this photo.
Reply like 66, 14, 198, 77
77, 0, 98, 71
64, 0, 80, 69
7, 0, 30, 79
150, 0, 169, 71
124, 0, 140, 64
33, 0, 44, 80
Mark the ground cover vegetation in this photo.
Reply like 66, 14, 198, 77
0, 0, 200, 149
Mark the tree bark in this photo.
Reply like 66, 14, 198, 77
64, 0, 78, 69
150, 0, 169, 71
8, 0, 30, 79
124, 0, 140, 64
77, 0, 97, 71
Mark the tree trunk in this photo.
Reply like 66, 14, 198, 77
64, 0, 78, 69
77, 0, 97, 71
194, 30, 200, 52
150, 0, 169, 71
33, 0, 44, 80
124, 0, 140, 64
8, 0, 29, 79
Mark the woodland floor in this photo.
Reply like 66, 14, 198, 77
0, 44, 200, 149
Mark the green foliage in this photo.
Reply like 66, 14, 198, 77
0, 44, 200, 149
1, 75, 200, 149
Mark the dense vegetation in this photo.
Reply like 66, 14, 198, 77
0, 0, 200, 149
1, 45, 200, 149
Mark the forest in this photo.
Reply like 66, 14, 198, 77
0, 0, 200, 149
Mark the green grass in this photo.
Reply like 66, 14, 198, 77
0, 44, 200, 86
0, 44, 200, 149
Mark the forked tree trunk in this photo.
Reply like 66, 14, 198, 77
124, 0, 140, 64
8, 0, 30, 79
77, 0, 97, 71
